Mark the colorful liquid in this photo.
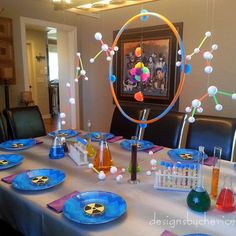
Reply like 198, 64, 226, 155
86, 142, 95, 158
93, 145, 112, 172
49, 145, 65, 159
210, 167, 220, 199
216, 188, 235, 212
187, 188, 211, 212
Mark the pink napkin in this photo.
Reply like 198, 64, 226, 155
1, 170, 29, 184
143, 145, 164, 153
204, 156, 217, 166
107, 136, 124, 143
160, 230, 178, 236
35, 139, 44, 145
47, 191, 79, 213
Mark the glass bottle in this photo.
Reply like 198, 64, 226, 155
86, 120, 95, 158
216, 176, 235, 212
210, 146, 222, 199
49, 135, 65, 159
93, 136, 112, 172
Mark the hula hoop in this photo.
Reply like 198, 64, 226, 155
109, 12, 186, 125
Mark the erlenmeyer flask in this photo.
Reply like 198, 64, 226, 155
216, 176, 235, 212
93, 137, 112, 172
49, 136, 65, 159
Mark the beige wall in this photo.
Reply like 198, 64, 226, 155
26, 29, 50, 116
0, 0, 80, 111
1, 0, 236, 133
79, 0, 236, 132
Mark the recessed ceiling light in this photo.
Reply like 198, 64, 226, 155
92, 0, 111, 8
77, 3, 93, 9
110, 0, 126, 4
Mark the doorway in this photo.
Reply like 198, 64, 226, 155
20, 17, 79, 129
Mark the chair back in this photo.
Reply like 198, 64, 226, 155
143, 110, 187, 148
110, 106, 145, 139
0, 113, 7, 143
3, 106, 46, 139
186, 115, 236, 161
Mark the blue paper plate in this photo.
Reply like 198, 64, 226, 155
183, 234, 212, 236
120, 139, 154, 151
63, 191, 127, 224
84, 132, 114, 141
168, 148, 208, 163
48, 129, 78, 138
0, 139, 36, 151
0, 154, 24, 170
12, 168, 65, 191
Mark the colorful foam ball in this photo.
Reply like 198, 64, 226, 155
184, 64, 191, 74
134, 91, 144, 102
135, 47, 142, 57
140, 9, 149, 22
139, 123, 147, 129
109, 75, 117, 83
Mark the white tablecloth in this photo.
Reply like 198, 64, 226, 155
0, 136, 235, 236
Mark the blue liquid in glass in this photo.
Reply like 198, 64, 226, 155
49, 145, 65, 159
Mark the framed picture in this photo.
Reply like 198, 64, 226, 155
0, 40, 14, 62
113, 22, 183, 109
0, 17, 12, 40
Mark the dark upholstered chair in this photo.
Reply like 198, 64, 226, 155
185, 115, 236, 161
3, 106, 46, 139
143, 110, 187, 148
0, 113, 8, 143
110, 106, 148, 139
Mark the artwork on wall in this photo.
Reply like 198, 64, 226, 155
113, 23, 183, 109
0, 16, 15, 84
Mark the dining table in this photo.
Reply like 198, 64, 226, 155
0, 134, 235, 236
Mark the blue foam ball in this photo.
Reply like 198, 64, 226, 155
109, 74, 117, 83
140, 9, 149, 22
184, 64, 191, 74
139, 123, 147, 129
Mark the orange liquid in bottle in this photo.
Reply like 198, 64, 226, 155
93, 141, 112, 172
216, 188, 235, 212
210, 167, 220, 199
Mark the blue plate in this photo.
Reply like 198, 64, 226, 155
12, 168, 65, 191
84, 132, 114, 141
120, 139, 154, 151
48, 129, 78, 138
183, 234, 212, 236
63, 191, 127, 224
168, 148, 208, 163
0, 139, 36, 151
0, 154, 24, 170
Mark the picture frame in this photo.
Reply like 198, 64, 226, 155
0, 17, 13, 40
113, 22, 183, 109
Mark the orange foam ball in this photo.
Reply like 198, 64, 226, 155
135, 47, 142, 57
134, 91, 144, 102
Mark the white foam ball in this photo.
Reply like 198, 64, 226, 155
101, 44, 109, 51
146, 170, 152, 176
176, 61, 181, 67
204, 66, 213, 74
232, 93, 236, 100
205, 31, 211, 37
69, 98, 75, 104
80, 70, 86, 76
60, 112, 66, 118
74, 78, 78, 83
61, 137, 66, 142
212, 44, 218, 50
61, 120, 66, 125
76, 52, 81, 57
77, 66, 80, 70
150, 159, 157, 166
197, 107, 203, 113
114, 46, 119, 51
116, 175, 123, 182
110, 50, 115, 56
151, 166, 157, 171
110, 166, 118, 174
84, 77, 88, 81
194, 48, 200, 54
185, 107, 192, 113
188, 116, 195, 123
66, 82, 71, 87
98, 171, 106, 180
215, 104, 223, 111
186, 55, 192, 61
192, 99, 201, 108
88, 163, 94, 169
90, 58, 95, 63
178, 49, 182, 55
203, 51, 213, 60
121, 168, 126, 173
148, 151, 154, 155
106, 56, 112, 61
95, 32, 102, 41
208, 86, 218, 96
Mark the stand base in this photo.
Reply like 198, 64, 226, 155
128, 179, 140, 184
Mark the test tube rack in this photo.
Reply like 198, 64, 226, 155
154, 162, 200, 192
